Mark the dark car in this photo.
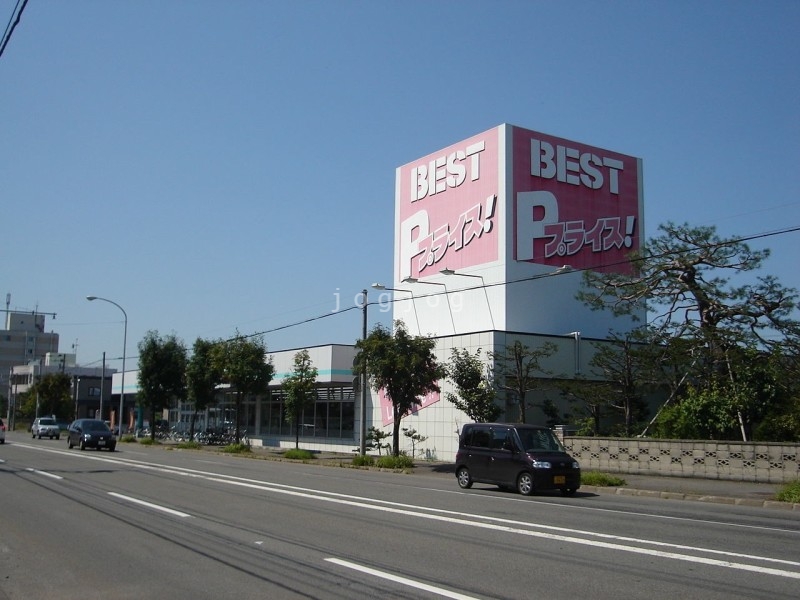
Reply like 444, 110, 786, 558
67, 419, 116, 451
455, 423, 580, 496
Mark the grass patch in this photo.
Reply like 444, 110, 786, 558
120, 434, 137, 443
221, 443, 252, 454
581, 471, 626, 487
351, 455, 375, 467
176, 440, 202, 450
137, 437, 159, 446
283, 449, 316, 460
776, 479, 800, 503
375, 455, 414, 469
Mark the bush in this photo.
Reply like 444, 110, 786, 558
120, 434, 137, 443
283, 449, 316, 460
776, 480, 800, 503
581, 471, 626, 487
375, 454, 414, 469
221, 443, 252, 454
351, 455, 375, 467
138, 437, 158, 446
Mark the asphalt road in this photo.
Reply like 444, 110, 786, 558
1, 433, 799, 600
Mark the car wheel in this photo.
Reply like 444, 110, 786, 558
79, 440, 86, 451
456, 467, 473, 489
108, 445, 116, 452
560, 488, 577, 497
517, 472, 534, 496
32, 432, 35, 438
68, 437, 73, 449
55, 435, 60, 440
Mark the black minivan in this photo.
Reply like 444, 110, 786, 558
455, 423, 580, 496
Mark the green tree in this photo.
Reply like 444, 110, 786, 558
445, 348, 501, 423
282, 349, 318, 449
354, 321, 445, 457
186, 338, 224, 439
490, 340, 557, 424
365, 426, 390, 455
22, 372, 72, 420
138, 331, 187, 440
214, 333, 274, 444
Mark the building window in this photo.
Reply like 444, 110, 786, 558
262, 385, 355, 439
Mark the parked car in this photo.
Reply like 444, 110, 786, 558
455, 423, 581, 496
67, 419, 116, 451
31, 417, 61, 440
0, 417, 5, 444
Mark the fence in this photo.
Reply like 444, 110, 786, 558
560, 435, 800, 483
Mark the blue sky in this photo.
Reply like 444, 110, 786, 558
2, 0, 798, 370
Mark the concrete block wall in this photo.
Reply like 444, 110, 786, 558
562, 436, 800, 483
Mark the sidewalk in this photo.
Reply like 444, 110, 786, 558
407, 460, 798, 511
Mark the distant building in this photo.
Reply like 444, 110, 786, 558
1, 311, 60, 390
8, 352, 116, 424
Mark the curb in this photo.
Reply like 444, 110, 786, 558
580, 484, 800, 511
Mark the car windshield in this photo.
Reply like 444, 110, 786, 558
84, 421, 109, 432
40, 418, 56, 425
517, 429, 565, 453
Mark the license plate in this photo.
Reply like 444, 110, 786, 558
553, 475, 565, 485
98, 440, 105, 446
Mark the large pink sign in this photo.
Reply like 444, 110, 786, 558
379, 388, 441, 426
513, 127, 642, 274
396, 128, 500, 281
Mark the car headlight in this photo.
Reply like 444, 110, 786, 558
572, 461, 580, 469
83, 434, 92, 441
531, 460, 552, 469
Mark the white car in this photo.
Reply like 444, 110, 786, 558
31, 417, 60, 440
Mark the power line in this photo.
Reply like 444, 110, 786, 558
236, 224, 800, 342
0, 0, 29, 60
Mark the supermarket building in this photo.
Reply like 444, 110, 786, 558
121, 124, 644, 461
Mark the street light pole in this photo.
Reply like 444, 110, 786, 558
359, 289, 368, 456
86, 296, 127, 437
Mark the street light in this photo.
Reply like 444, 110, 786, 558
440, 268, 495, 330
86, 296, 127, 437
402, 277, 456, 335
371, 283, 420, 334
359, 289, 368, 456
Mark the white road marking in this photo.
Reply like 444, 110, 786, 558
25, 467, 62, 480
326, 558, 481, 600
108, 492, 193, 518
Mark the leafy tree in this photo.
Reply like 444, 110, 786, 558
214, 333, 274, 444
579, 222, 800, 440
186, 338, 224, 439
445, 348, 501, 423
586, 330, 655, 435
138, 331, 187, 440
490, 340, 557, 424
282, 349, 318, 449
354, 321, 445, 457
579, 222, 799, 381
21, 372, 72, 420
